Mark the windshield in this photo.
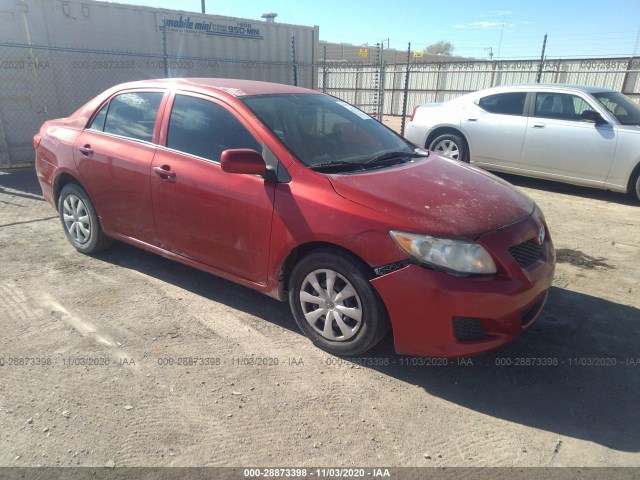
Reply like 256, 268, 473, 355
241, 93, 414, 169
592, 91, 640, 126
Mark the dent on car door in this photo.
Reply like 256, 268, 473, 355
151, 93, 276, 284
463, 91, 529, 168
520, 92, 616, 184
74, 91, 165, 242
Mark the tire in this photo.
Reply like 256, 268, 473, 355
429, 133, 467, 162
288, 249, 390, 356
631, 171, 640, 203
58, 183, 112, 254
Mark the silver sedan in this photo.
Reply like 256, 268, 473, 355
404, 84, 640, 201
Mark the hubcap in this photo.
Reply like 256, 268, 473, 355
299, 269, 363, 341
62, 195, 91, 245
433, 139, 460, 159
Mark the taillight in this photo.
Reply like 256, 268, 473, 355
409, 106, 419, 122
33, 134, 42, 149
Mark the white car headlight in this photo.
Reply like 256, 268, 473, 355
390, 230, 497, 275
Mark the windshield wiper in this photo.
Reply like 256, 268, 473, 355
363, 151, 427, 165
308, 160, 360, 171
309, 151, 428, 172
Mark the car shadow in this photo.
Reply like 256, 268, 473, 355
492, 171, 638, 206
95, 241, 299, 335
0, 167, 46, 201
365, 286, 640, 452
93, 241, 640, 452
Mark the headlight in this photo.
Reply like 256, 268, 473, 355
390, 230, 497, 275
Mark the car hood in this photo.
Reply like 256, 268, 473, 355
328, 155, 535, 239
617, 124, 640, 134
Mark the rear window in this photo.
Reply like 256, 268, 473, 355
98, 92, 163, 142
478, 92, 527, 116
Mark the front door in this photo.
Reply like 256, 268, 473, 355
151, 93, 275, 284
520, 91, 617, 184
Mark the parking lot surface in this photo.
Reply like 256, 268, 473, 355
0, 167, 639, 467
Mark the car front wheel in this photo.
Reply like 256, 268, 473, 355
429, 133, 467, 162
288, 250, 389, 356
632, 170, 640, 203
58, 183, 113, 254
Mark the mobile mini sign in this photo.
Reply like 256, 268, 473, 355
157, 13, 264, 40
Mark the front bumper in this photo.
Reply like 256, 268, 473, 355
371, 211, 555, 357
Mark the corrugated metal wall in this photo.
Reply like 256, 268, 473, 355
320, 58, 640, 119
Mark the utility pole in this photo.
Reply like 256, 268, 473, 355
201, 0, 206, 14
536, 34, 547, 83
485, 47, 494, 60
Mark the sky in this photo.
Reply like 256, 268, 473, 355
113, 0, 640, 60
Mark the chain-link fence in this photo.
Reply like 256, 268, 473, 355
1, 40, 639, 167
320, 53, 640, 136
318, 62, 386, 120
0, 42, 315, 166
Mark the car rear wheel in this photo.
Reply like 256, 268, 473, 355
58, 183, 113, 254
288, 250, 389, 356
429, 133, 467, 162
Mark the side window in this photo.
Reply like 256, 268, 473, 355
89, 103, 108, 131
535, 93, 593, 121
102, 92, 163, 142
167, 95, 260, 161
478, 92, 527, 116
572, 96, 594, 118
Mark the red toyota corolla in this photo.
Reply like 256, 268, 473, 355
34, 78, 555, 357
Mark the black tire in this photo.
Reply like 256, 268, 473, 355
429, 133, 468, 162
288, 249, 390, 356
58, 183, 113, 254
630, 171, 640, 203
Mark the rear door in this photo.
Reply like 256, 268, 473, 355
74, 90, 165, 242
464, 91, 529, 169
519, 91, 617, 184
151, 92, 276, 284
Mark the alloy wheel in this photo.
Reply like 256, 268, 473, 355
433, 139, 460, 159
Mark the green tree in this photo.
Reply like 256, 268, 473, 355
425, 41, 455, 56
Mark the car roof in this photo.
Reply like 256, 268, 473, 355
477, 83, 617, 95
111, 78, 317, 97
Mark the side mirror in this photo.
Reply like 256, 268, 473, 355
581, 110, 607, 125
220, 149, 266, 175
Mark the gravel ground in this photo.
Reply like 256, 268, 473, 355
0, 166, 639, 468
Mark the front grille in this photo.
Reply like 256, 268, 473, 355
453, 318, 485, 341
508, 238, 543, 269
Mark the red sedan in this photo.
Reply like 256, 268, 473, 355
34, 78, 555, 357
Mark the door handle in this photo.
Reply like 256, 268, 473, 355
78, 144, 93, 156
153, 165, 176, 180
467, 117, 478, 122
532, 123, 546, 128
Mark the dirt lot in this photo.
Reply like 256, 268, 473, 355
0, 165, 639, 469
